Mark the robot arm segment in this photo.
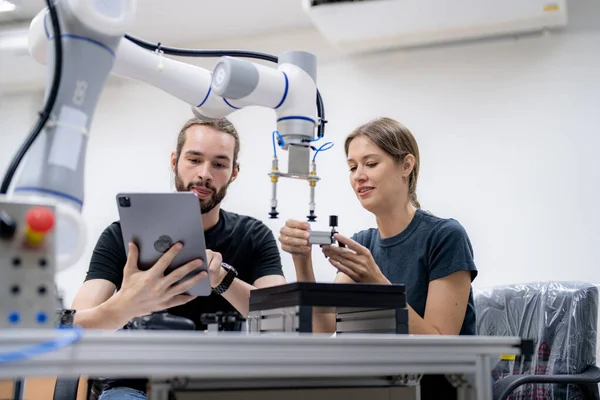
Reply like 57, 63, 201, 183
29, 9, 232, 121
19, 0, 329, 273
211, 56, 288, 110
13, 0, 136, 270
17, 0, 135, 209
28, 0, 135, 61
115, 39, 214, 108
210, 53, 320, 220
30, 9, 320, 159
113, 39, 233, 120
211, 52, 318, 157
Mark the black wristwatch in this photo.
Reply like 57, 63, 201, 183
212, 262, 238, 295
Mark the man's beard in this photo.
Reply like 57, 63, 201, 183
174, 173, 229, 214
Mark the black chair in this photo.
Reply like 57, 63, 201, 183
474, 281, 600, 400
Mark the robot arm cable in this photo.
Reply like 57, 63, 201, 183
0, 0, 63, 195
124, 33, 279, 63
312, 141, 334, 162
123, 33, 327, 139
272, 130, 285, 158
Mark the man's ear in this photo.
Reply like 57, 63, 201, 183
170, 152, 177, 174
229, 163, 240, 183
402, 154, 415, 178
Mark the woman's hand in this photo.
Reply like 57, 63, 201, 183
279, 219, 312, 258
322, 233, 390, 284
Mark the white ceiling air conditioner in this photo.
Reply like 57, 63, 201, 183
301, 0, 568, 54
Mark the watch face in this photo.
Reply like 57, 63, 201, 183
221, 262, 238, 276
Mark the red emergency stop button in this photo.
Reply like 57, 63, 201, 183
25, 206, 55, 245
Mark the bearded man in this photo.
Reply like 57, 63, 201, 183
72, 117, 286, 400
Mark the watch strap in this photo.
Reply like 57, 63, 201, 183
212, 263, 237, 295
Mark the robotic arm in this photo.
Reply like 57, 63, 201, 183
25, 1, 324, 222
3, 0, 137, 271
210, 54, 322, 221
0, 0, 340, 330
3, 0, 333, 273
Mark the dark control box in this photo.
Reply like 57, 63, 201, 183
248, 282, 408, 335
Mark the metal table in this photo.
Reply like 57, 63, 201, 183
0, 330, 530, 400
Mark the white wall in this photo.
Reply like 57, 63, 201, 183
1, 26, 600, 307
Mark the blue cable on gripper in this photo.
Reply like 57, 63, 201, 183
271, 130, 333, 161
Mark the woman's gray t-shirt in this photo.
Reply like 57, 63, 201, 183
352, 208, 478, 335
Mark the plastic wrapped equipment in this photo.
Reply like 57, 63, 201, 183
474, 281, 598, 400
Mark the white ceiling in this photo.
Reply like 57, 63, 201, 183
0, 0, 318, 92
2, 0, 314, 42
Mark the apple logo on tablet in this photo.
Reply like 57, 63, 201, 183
154, 235, 173, 253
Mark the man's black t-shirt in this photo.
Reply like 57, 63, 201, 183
84, 208, 284, 394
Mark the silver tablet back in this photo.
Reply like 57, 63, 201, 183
116, 192, 211, 297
